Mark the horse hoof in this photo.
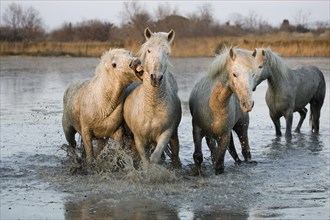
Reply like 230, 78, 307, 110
172, 160, 182, 169
190, 165, 204, 176
235, 159, 243, 165
215, 168, 224, 175
244, 160, 258, 165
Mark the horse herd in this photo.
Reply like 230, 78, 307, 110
62, 28, 326, 175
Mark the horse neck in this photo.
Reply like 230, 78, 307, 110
209, 78, 233, 109
94, 75, 125, 114
142, 74, 168, 108
265, 54, 291, 90
266, 66, 289, 91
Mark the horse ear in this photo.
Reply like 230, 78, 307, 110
144, 27, 152, 40
252, 49, 257, 57
167, 29, 175, 44
229, 48, 236, 61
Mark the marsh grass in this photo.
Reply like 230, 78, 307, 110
1, 32, 329, 57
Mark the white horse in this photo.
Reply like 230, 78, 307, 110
252, 48, 326, 139
62, 49, 143, 164
189, 47, 257, 175
123, 28, 182, 167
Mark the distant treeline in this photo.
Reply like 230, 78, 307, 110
1, 2, 329, 43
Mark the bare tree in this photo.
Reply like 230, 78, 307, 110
2, 3, 24, 29
293, 9, 311, 26
22, 6, 44, 39
243, 11, 259, 30
229, 13, 244, 28
154, 2, 178, 21
119, 1, 152, 41
187, 3, 215, 36
2, 3, 44, 40
120, 1, 151, 27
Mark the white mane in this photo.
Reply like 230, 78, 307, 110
95, 48, 128, 75
208, 47, 230, 79
208, 47, 254, 79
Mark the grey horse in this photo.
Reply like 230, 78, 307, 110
189, 47, 257, 175
252, 48, 326, 139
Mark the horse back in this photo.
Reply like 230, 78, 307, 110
293, 65, 326, 108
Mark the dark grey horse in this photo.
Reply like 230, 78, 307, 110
252, 48, 326, 139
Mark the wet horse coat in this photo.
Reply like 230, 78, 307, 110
62, 49, 142, 163
252, 48, 326, 138
189, 47, 257, 175
123, 28, 181, 167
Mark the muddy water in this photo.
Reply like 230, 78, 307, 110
1, 56, 329, 219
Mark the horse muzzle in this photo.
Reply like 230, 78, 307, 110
130, 59, 144, 78
241, 100, 254, 112
150, 73, 163, 87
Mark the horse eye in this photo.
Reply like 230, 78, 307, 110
112, 63, 116, 68
258, 65, 263, 69
233, 72, 237, 77
147, 49, 151, 53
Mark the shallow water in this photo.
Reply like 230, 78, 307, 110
1, 56, 329, 219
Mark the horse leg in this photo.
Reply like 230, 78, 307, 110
214, 133, 230, 175
81, 127, 94, 164
168, 128, 182, 168
95, 138, 108, 157
310, 103, 321, 133
233, 118, 257, 164
112, 126, 124, 149
227, 132, 242, 164
205, 135, 216, 164
134, 137, 149, 167
270, 114, 282, 137
63, 125, 77, 148
150, 132, 172, 164
192, 123, 204, 174
284, 111, 294, 139
295, 107, 307, 133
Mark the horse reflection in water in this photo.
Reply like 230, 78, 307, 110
189, 47, 257, 175
124, 28, 182, 168
252, 48, 326, 139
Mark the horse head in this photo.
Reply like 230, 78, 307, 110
139, 27, 175, 87
252, 48, 271, 90
98, 48, 143, 84
227, 47, 255, 112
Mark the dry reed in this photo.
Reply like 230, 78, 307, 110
1, 32, 329, 57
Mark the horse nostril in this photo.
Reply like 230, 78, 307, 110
159, 75, 163, 82
130, 59, 140, 69
129, 60, 134, 69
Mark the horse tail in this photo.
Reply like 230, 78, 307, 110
164, 144, 172, 159
309, 105, 313, 129
309, 69, 326, 132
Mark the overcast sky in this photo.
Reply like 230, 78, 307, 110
1, 0, 329, 31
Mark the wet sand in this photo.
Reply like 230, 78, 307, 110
0, 56, 329, 219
